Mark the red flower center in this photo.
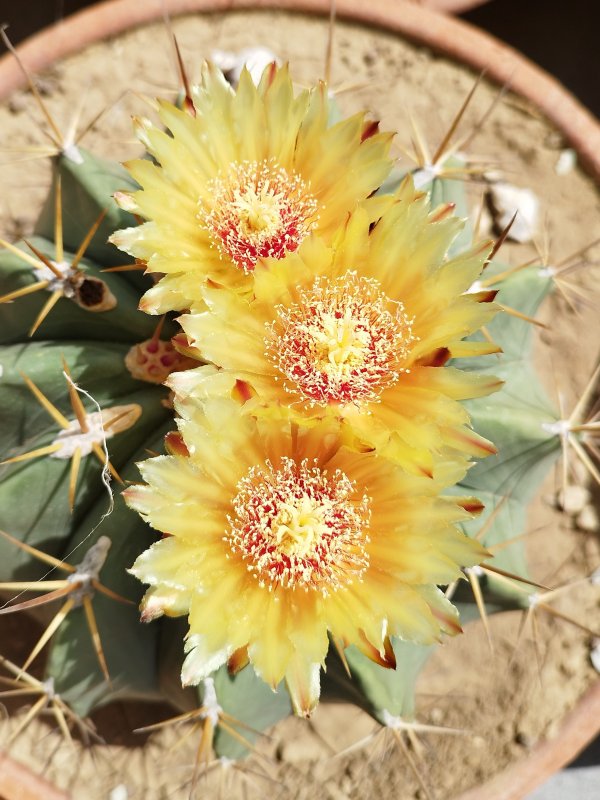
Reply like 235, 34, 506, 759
228, 458, 370, 593
266, 273, 416, 407
201, 160, 318, 272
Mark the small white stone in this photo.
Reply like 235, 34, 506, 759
591, 639, 600, 674
108, 785, 129, 800
576, 504, 600, 532
557, 485, 591, 515
278, 732, 326, 764
483, 169, 503, 183
489, 182, 539, 243
555, 148, 576, 176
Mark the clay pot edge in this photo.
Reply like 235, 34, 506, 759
0, 0, 598, 180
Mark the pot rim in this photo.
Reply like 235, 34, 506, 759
0, 750, 70, 800
0, 2, 597, 799
0, 0, 598, 179
423, 0, 493, 12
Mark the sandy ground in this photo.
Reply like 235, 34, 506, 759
0, 8, 599, 799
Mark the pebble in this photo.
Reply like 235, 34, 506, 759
326, 783, 351, 800
278, 734, 327, 763
555, 148, 577, 175
576, 504, 599, 532
557, 485, 592, 515
515, 731, 535, 748
591, 639, 600, 673
488, 182, 540, 243
8, 94, 27, 113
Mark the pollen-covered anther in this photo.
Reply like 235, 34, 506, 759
266, 273, 416, 407
227, 458, 370, 593
200, 159, 318, 272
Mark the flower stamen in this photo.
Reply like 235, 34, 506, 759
266, 272, 416, 407
200, 160, 318, 272
227, 458, 370, 594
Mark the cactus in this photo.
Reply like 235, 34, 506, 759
0, 42, 597, 796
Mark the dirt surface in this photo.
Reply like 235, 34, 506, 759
0, 8, 599, 800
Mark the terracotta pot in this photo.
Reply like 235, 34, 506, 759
0, 0, 598, 180
0, 750, 70, 800
0, 2, 597, 799
421, 0, 493, 13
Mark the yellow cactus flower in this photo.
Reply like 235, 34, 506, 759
171, 180, 502, 476
110, 63, 394, 314
125, 398, 487, 716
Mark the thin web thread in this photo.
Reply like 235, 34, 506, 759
0, 374, 115, 608
62, 371, 115, 529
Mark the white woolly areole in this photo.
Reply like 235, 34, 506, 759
211, 47, 281, 87
42, 677, 56, 701
465, 565, 484, 577
62, 142, 84, 165
34, 260, 76, 296
538, 265, 556, 278
412, 163, 442, 190
381, 709, 405, 729
200, 677, 222, 727
542, 419, 571, 437
50, 410, 115, 459
66, 536, 112, 607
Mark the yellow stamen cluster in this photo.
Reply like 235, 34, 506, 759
201, 160, 319, 272
266, 273, 416, 407
227, 457, 370, 594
